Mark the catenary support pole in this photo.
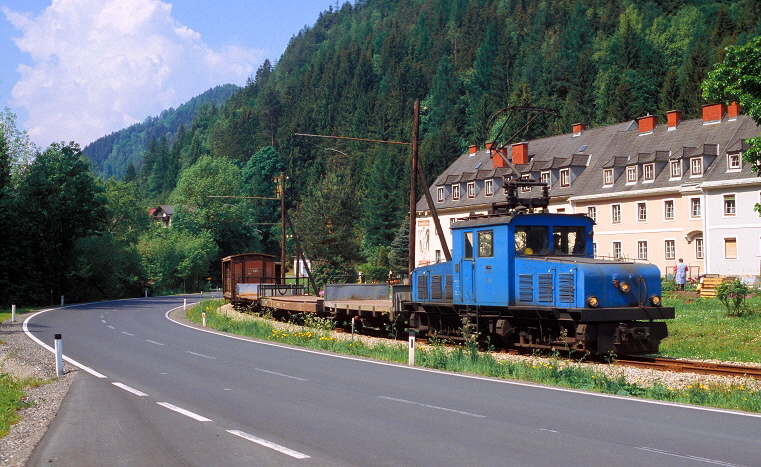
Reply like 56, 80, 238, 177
408, 100, 420, 275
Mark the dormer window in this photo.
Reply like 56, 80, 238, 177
541, 171, 550, 185
643, 163, 654, 181
452, 184, 460, 200
670, 160, 681, 178
520, 175, 531, 192
485, 179, 493, 196
690, 157, 703, 176
728, 153, 741, 171
467, 181, 475, 198
603, 169, 613, 186
560, 168, 570, 187
437, 186, 445, 203
626, 166, 637, 183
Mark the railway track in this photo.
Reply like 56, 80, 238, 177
615, 356, 761, 381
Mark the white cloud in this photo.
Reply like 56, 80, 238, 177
3, 0, 264, 146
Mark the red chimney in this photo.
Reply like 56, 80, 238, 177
512, 142, 529, 165
492, 147, 508, 169
702, 103, 727, 124
485, 141, 496, 151
469, 144, 479, 154
637, 114, 658, 133
572, 123, 586, 136
667, 110, 682, 130
728, 101, 740, 120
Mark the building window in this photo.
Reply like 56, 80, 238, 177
691, 157, 703, 176
638, 241, 648, 260
724, 194, 736, 216
643, 163, 654, 181
626, 166, 637, 183
612, 204, 621, 224
593, 242, 598, 258
695, 238, 704, 260
664, 200, 674, 220
437, 187, 444, 203
670, 160, 681, 178
541, 171, 550, 185
728, 153, 741, 170
603, 169, 613, 186
587, 206, 597, 222
467, 181, 475, 198
452, 184, 460, 200
724, 237, 737, 259
435, 250, 442, 263
485, 179, 493, 196
613, 241, 622, 259
478, 230, 494, 257
560, 168, 570, 187
637, 202, 647, 222
690, 198, 701, 218
521, 175, 531, 192
665, 240, 676, 260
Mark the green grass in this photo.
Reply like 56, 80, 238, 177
188, 299, 761, 413
659, 296, 761, 363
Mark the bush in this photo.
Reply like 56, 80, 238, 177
716, 279, 754, 317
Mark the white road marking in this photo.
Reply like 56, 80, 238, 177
101, 319, 106, 323
113, 382, 148, 397
540, 428, 559, 433
107, 325, 115, 329
379, 396, 486, 418
255, 368, 308, 381
186, 350, 216, 359
121, 331, 134, 336
145, 340, 165, 346
636, 447, 747, 467
157, 402, 211, 422
227, 430, 310, 459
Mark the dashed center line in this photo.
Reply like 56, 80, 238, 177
145, 340, 165, 346
636, 447, 747, 467
255, 368, 308, 381
186, 350, 216, 359
113, 382, 148, 397
379, 396, 486, 418
157, 402, 212, 422
107, 325, 115, 329
228, 430, 310, 459
121, 331, 134, 336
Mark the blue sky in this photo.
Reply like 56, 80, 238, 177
1, 0, 337, 147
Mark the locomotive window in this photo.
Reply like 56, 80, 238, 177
515, 226, 549, 255
553, 226, 586, 255
478, 231, 493, 257
464, 232, 474, 259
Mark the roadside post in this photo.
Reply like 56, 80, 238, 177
184, 298, 187, 310
61, 296, 64, 307
408, 330, 416, 366
11, 304, 15, 322
202, 310, 206, 327
54, 334, 63, 377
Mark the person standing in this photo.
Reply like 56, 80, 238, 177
675, 258, 688, 290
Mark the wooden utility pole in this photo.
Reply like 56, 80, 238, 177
409, 100, 419, 275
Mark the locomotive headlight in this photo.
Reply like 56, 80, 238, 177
618, 281, 631, 293
650, 295, 662, 306
586, 295, 599, 308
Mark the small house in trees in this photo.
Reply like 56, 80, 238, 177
149, 205, 174, 228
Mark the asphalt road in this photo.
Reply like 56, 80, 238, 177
23, 296, 761, 467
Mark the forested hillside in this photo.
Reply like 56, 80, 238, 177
4, 0, 761, 305
83, 84, 238, 180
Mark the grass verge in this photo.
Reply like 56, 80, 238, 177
660, 296, 761, 363
188, 300, 761, 413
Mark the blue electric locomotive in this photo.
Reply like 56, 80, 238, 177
405, 186, 674, 355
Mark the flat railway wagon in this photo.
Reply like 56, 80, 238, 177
221, 253, 280, 305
